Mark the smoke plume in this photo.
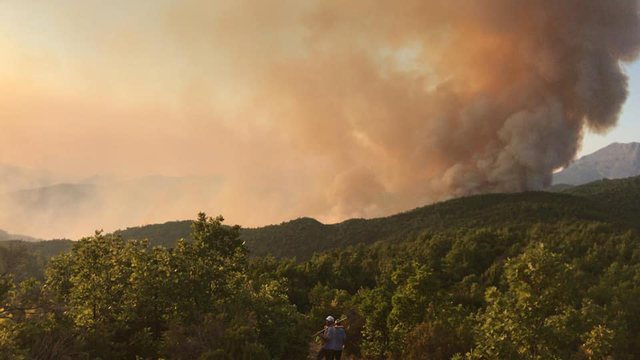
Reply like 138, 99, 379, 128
0, 0, 639, 238
212, 0, 640, 218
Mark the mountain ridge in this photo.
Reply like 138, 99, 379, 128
553, 142, 640, 185
0, 229, 39, 242
113, 175, 640, 260
3, 173, 640, 261
0, 174, 222, 239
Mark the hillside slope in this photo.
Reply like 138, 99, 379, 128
8, 175, 638, 260
562, 176, 640, 223
0, 229, 39, 242
113, 175, 640, 260
5, 176, 640, 358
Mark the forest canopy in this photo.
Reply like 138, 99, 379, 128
2, 177, 640, 359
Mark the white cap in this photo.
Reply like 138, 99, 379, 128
326, 315, 335, 322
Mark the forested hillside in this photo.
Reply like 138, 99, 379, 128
7, 176, 638, 263
563, 176, 640, 223
0, 229, 38, 242
2, 177, 640, 358
114, 176, 640, 260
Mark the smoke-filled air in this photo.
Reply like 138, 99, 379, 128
1, 0, 639, 239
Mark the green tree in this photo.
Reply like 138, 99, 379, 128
471, 244, 581, 359
387, 264, 439, 355
580, 325, 615, 360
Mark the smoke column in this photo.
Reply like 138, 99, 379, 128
228, 0, 640, 217
0, 0, 639, 237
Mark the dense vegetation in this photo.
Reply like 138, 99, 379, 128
1, 214, 308, 359
116, 177, 640, 260
2, 176, 640, 358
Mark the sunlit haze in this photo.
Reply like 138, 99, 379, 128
1, 0, 639, 239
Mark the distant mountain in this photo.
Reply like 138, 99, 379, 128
553, 142, 640, 185
8, 183, 98, 212
0, 175, 222, 239
0, 163, 62, 193
0, 229, 38, 242
6, 174, 640, 261
114, 175, 640, 260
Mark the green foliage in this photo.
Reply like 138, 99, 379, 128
580, 325, 615, 360
0, 242, 49, 282
4, 213, 309, 359
470, 245, 581, 359
403, 319, 472, 360
2, 177, 640, 358
107, 176, 640, 261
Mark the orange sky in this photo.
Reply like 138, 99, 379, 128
1, 0, 639, 238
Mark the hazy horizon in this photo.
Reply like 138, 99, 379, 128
0, 138, 637, 240
1, 0, 639, 239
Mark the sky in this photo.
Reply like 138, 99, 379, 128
0, 0, 639, 238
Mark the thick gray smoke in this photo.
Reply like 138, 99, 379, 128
240, 0, 640, 213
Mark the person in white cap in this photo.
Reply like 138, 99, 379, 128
318, 315, 346, 359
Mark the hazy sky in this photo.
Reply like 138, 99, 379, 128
1, 0, 639, 237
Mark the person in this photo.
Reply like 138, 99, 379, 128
319, 315, 346, 360
333, 320, 347, 360
316, 317, 330, 360
317, 315, 336, 360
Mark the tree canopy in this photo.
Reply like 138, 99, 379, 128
2, 177, 640, 358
